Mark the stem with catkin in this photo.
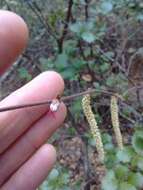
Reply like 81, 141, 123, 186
110, 95, 123, 149
82, 94, 105, 162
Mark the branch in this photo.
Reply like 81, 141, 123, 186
84, 0, 89, 21
0, 89, 121, 112
4, 0, 11, 10
26, 1, 57, 41
58, 0, 73, 53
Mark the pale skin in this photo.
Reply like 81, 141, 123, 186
0, 11, 67, 190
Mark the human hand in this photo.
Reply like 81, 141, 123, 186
0, 10, 66, 190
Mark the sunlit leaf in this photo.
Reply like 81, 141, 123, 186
102, 170, 118, 190
69, 22, 84, 34
114, 165, 129, 180
132, 130, 143, 155
137, 14, 143, 21
102, 133, 112, 144
56, 53, 68, 66
137, 156, 143, 171
48, 169, 59, 181
116, 147, 135, 163
81, 32, 95, 43
128, 172, 143, 188
100, 2, 113, 14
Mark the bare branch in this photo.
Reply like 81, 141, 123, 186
27, 1, 58, 41
58, 0, 73, 53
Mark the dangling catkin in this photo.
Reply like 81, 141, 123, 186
110, 95, 123, 149
82, 94, 105, 162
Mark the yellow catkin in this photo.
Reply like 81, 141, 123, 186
82, 94, 105, 162
110, 95, 123, 149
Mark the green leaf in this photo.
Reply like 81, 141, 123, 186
132, 130, 143, 155
102, 133, 114, 150
104, 143, 114, 151
137, 14, 143, 21
70, 98, 82, 113
56, 53, 68, 66
104, 51, 115, 58
18, 68, 32, 81
67, 127, 76, 136
100, 2, 113, 14
100, 62, 110, 72
116, 147, 135, 163
104, 149, 118, 168
114, 165, 129, 180
60, 69, 76, 80
102, 170, 118, 190
62, 173, 70, 184
69, 23, 79, 33
84, 48, 91, 57
72, 59, 86, 70
131, 156, 139, 169
81, 32, 95, 43
39, 57, 54, 70
128, 172, 143, 188
48, 169, 59, 181
69, 22, 84, 34
63, 40, 77, 55
69, 21, 94, 36
119, 182, 137, 190
137, 156, 143, 171
106, 75, 114, 86
102, 134, 112, 144
70, 98, 82, 121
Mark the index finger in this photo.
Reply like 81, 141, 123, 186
0, 71, 65, 154
0, 10, 28, 75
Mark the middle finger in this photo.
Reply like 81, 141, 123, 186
0, 102, 66, 186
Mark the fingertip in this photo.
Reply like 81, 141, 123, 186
0, 10, 29, 74
1, 144, 57, 190
9, 71, 65, 102
0, 10, 29, 38
38, 71, 65, 93
40, 144, 57, 166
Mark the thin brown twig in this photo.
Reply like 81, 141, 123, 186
96, 44, 135, 86
0, 101, 51, 112
0, 88, 141, 123
84, 0, 89, 21
61, 89, 119, 101
107, 17, 134, 34
27, 1, 57, 41
0, 89, 120, 112
4, 0, 11, 10
123, 85, 143, 97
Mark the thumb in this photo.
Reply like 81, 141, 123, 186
0, 10, 28, 75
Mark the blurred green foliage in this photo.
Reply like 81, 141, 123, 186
102, 126, 143, 190
39, 166, 81, 190
2, 0, 142, 98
